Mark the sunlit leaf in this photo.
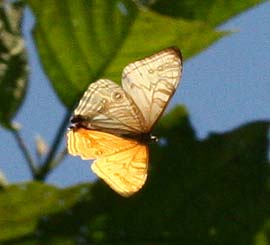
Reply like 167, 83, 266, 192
28, 0, 138, 107
28, 0, 226, 108
103, 10, 226, 80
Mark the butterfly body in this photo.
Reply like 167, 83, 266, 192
67, 47, 183, 197
70, 115, 157, 144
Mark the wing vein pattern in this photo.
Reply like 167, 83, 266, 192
122, 47, 182, 130
67, 128, 148, 197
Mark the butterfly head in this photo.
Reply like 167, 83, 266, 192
150, 135, 158, 143
69, 114, 93, 130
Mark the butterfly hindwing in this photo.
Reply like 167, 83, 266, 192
122, 47, 182, 130
92, 142, 148, 197
67, 128, 148, 197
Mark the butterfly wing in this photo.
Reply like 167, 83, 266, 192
73, 79, 146, 135
122, 47, 183, 130
91, 142, 148, 197
67, 128, 120, 159
67, 128, 148, 197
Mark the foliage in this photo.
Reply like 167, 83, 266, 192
1, 106, 270, 244
27, 0, 227, 107
0, 0, 28, 129
0, 0, 269, 244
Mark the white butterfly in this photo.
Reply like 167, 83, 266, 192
67, 47, 183, 197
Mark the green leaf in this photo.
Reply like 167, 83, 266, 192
2, 107, 270, 244
255, 220, 270, 245
0, 0, 28, 129
103, 10, 226, 80
0, 182, 90, 241
28, 0, 226, 108
144, 0, 263, 26
28, 0, 138, 108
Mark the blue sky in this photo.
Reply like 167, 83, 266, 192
1, 2, 270, 187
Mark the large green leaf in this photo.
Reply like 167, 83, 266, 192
28, 0, 138, 107
104, 10, 225, 80
28, 0, 227, 108
145, 0, 263, 26
0, 182, 90, 241
0, 0, 28, 129
1, 106, 270, 244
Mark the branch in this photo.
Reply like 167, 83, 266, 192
34, 109, 71, 181
11, 127, 37, 177
50, 148, 68, 169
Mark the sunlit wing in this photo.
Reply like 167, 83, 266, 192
67, 128, 148, 197
122, 47, 182, 130
72, 79, 146, 135
92, 142, 148, 197
67, 128, 123, 159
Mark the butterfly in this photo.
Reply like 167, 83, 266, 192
67, 47, 183, 197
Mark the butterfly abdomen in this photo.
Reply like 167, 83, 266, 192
123, 133, 157, 144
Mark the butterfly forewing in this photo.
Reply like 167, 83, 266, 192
67, 128, 148, 197
73, 79, 146, 135
122, 47, 182, 130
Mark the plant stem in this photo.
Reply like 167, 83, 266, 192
34, 109, 71, 181
12, 128, 37, 177
50, 148, 68, 169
